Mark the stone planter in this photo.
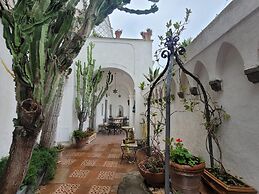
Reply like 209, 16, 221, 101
170, 161, 205, 194
138, 160, 165, 187
85, 132, 97, 144
202, 169, 257, 194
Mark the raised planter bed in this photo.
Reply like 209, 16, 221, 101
86, 132, 96, 144
202, 169, 257, 194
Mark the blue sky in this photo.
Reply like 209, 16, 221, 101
110, 0, 232, 55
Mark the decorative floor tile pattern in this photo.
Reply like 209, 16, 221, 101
88, 185, 111, 194
65, 152, 85, 157
107, 153, 120, 159
81, 159, 96, 167
39, 134, 209, 194
69, 170, 89, 178
103, 161, 118, 168
93, 147, 106, 152
110, 148, 121, 153
53, 183, 80, 194
88, 153, 102, 158
97, 171, 115, 180
59, 159, 76, 166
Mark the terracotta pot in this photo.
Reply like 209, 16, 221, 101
115, 30, 122, 38
202, 169, 257, 194
135, 148, 148, 165
170, 161, 205, 194
138, 160, 165, 187
75, 138, 85, 148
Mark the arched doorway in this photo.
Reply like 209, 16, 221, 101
94, 67, 135, 130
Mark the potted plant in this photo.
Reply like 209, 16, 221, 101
138, 150, 165, 187
74, 43, 112, 146
170, 138, 205, 194
140, 28, 152, 40
137, 84, 166, 187
72, 129, 87, 148
115, 29, 122, 38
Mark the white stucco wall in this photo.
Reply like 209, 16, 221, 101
0, 24, 16, 157
56, 37, 152, 142
162, 0, 259, 190
0, 32, 152, 156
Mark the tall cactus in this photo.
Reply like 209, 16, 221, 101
89, 70, 113, 129
75, 43, 112, 131
0, 0, 159, 193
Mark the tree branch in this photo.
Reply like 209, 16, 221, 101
118, 4, 158, 15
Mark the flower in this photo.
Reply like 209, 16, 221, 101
176, 138, 182, 143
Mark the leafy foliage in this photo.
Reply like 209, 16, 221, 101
144, 67, 160, 83
0, 147, 58, 189
143, 154, 164, 173
208, 168, 246, 186
170, 138, 203, 167
0, 157, 8, 178
139, 81, 145, 90
155, 8, 192, 63
72, 129, 90, 139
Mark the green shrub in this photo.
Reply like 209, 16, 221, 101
0, 157, 8, 178
73, 129, 88, 139
22, 147, 58, 187
0, 147, 58, 189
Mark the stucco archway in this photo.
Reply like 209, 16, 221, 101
95, 67, 135, 129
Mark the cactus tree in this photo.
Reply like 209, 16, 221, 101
0, 0, 159, 193
75, 43, 112, 131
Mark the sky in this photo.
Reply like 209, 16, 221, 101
110, 0, 232, 60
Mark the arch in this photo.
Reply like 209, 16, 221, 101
117, 105, 124, 117
216, 42, 244, 77
179, 71, 190, 92
101, 67, 134, 95
193, 61, 210, 87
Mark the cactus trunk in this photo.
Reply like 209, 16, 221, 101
40, 74, 66, 148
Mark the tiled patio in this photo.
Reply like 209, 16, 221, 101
37, 133, 211, 194
37, 134, 136, 194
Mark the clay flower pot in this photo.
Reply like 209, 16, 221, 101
170, 161, 205, 194
138, 160, 165, 187
115, 30, 122, 38
75, 138, 86, 148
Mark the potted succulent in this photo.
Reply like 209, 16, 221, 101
170, 138, 205, 194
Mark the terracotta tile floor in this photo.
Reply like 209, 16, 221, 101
37, 134, 136, 194
38, 134, 212, 194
